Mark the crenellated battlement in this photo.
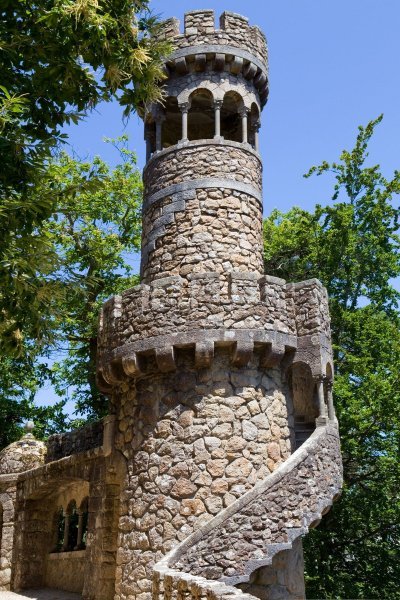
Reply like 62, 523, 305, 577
154, 11, 268, 92
158, 10, 267, 53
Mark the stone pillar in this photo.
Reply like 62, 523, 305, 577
316, 377, 327, 420
75, 510, 84, 550
327, 380, 335, 421
254, 120, 260, 152
62, 511, 70, 551
179, 102, 190, 142
240, 107, 249, 144
155, 116, 165, 152
145, 133, 152, 162
214, 99, 223, 138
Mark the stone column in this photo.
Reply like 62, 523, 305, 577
327, 380, 335, 421
179, 102, 190, 142
155, 116, 165, 152
240, 107, 249, 144
61, 511, 70, 552
316, 377, 327, 419
145, 133, 152, 162
214, 99, 223, 138
75, 510, 84, 549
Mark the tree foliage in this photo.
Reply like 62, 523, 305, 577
0, 0, 170, 357
0, 137, 143, 444
264, 115, 400, 599
42, 138, 142, 418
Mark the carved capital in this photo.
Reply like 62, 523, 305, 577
179, 101, 191, 114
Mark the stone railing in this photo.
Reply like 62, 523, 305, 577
152, 423, 342, 599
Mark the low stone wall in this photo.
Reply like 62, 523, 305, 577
45, 551, 86, 593
45, 420, 104, 463
97, 277, 332, 384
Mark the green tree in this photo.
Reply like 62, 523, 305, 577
0, 0, 170, 356
0, 137, 143, 446
264, 116, 400, 599
42, 138, 142, 418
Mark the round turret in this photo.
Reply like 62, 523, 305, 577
140, 10, 268, 283
0, 423, 46, 475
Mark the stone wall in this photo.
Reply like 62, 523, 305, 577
97, 277, 332, 387
113, 348, 294, 600
240, 539, 305, 600
171, 424, 341, 584
140, 141, 263, 283
45, 420, 104, 463
143, 142, 262, 198
141, 188, 263, 282
0, 478, 17, 590
45, 550, 86, 593
13, 451, 124, 600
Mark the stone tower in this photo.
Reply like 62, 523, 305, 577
96, 10, 343, 600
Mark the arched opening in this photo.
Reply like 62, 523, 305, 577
288, 362, 319, 449
248, 103, 260, 149
236, 538, 305, 599
162, 96, 181, 147
188, 89, 214, 141
325, 362, 335, 420
221, 91, 243, 142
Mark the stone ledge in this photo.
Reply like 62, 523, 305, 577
98, 328, 297, 388
97, 273, 332, 371
48, 550, 86, 560
143, 177, 263, 211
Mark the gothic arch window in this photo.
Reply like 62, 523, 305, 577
289, 362, 318, 450
220, 91, 243, 142
188, 88, 214, 141
162, 96, 181, 148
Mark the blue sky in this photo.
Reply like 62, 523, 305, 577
36, 0, 400, 412
64, 0, 400, 214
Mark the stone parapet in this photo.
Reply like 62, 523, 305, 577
97, 276, 332, 386
156, 10, 268, 72
143, 141, 262, 199
45, 420, 104, 463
